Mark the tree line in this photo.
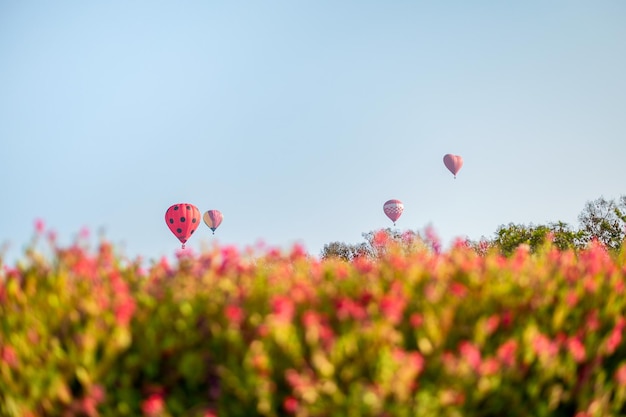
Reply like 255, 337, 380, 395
321, 195, 626, 260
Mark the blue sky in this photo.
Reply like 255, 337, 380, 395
1, 1, 625, 265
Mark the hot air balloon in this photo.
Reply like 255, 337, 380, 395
203, 210, 223, 234
443, 154, 463, 178
383, 199, 404, 226
165, 203, 201, 249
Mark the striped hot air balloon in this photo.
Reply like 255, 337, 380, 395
203, 210, 223, 234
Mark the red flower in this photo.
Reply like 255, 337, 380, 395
141, 393, 164, 417
496, 339, 517, 367
34, 218, 45, 234
373, 230, 389, 247
379, 293, 406, 325
271, 295, 295, 323
410, 313, 424, 328
615, 363, 626, 386
459, 341, 482, 372
484, 314, 500, 335
283, 396, 299, 414
449, 282, 467, 298
1, 345, 18, 368
115, 296, 136, 327
225, 304, 245, 326
532, 333, 559, 358
567, 337, 586, 363
605, 320, 624, 355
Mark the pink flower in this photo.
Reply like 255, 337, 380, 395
496, 339, 517, 367
379, 293, 406, 325
115, 297, 136, 327
225, 304, 245, 326
410, 313, 424, 328
480, 357, 501, 376
335, 297, 367, 321
567, 337, 586, 363
450, 282, 468, 298
459, 341, 482, 372
283, 396, 299, 414
203, 410, 218, 417
141, 393, 164, 417
532, 333, 559, 358
289, 244, 307, 261
271, 295, 295, 323
373, 230, 389, 247
565, 290, 579, 308
484, 314, 500, 335
34, 218, 45, 234
605, 320, 624, 355
586, 310, 600, 332
615, 364, 626, 386
1, 345, 18, 368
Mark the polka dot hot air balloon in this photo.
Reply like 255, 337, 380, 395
203, 210, 223, 234
165, 203, 201, 249
443, 154, 463, 178
383, 199, 404, 226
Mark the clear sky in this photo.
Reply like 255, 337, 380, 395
1, 1, 625, 265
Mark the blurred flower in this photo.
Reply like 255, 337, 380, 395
115, 297, 136, 327
335, 297, 367, 321
567, 336, 586, 363
373, 230, 389, 247
605, 317, 625, 355
79, 226, 90, 240
34, 218, 45, 234
459, 341, 482, 372
271, 295, 295, 323
532, 333, 559, 359
485, 314, 500, 335
225, 304, 245, 326
615, 363, 626, 386
141, 393, 165, 417
450, 282, 467, 298
480, 357, 500, 376
1, 345, 18, 368
410, 313, 423, 328
425, 225, 441, 254
496, 339, 518, 368
290, 243, 307, 261
283, 396, 299, 414
380, 293, 407, 325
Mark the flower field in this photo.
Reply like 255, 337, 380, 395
2, 227, 626, 417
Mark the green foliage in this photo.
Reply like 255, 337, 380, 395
480, 221, 587, 257
3, 228, 626, 416
578, 196, 626, 251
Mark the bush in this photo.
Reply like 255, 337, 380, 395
2, 227, 626, 416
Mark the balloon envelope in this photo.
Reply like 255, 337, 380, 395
165, 203, 201, 249
443, 154, 463, 178
203, 210, 223, 234
383, 199, 404, 225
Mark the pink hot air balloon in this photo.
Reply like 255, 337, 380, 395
203, 210, 223, 234
443, 154, 463, 178
383, 199, 404, 226
165, 203, 201, 249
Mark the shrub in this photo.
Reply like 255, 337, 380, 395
2, 227, 626, 416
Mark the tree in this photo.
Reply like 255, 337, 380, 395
320, 229, 425, 261
578, 195, 626, 251
320, 241, 370, 261
473, 221, 586, 257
